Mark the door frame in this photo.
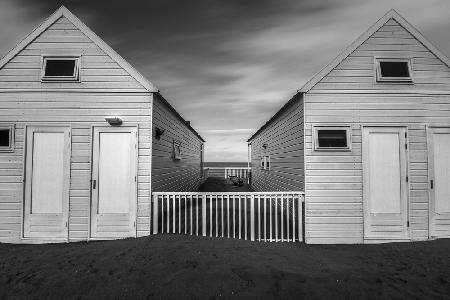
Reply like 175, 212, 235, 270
89, 125, 139, 239
361, 125, 410, 241
426, 124, 450, 239
22, 124, 72, 241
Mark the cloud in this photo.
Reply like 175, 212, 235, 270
1, 0, 450, 162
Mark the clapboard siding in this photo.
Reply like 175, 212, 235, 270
0, 17, 145, 92
0, 92, 152, 242
151, 94, 203, 192
304, 93, 450, 244
0, 11, 162, 242
250, 94, 304, 192
304, 18, 450, 244
310, 19, 450, 92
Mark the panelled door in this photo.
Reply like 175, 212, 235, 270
362, 127, 409, 240
427, 127, 450, 238
23, 126, 71, 239
90, 126, 137, 238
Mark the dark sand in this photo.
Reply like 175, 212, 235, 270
198, 176, 253, 192
1, 235, 450, 299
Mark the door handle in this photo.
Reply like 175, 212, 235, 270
430, 180, 434, 189
92, 179, 97, 189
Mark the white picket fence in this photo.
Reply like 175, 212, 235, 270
151, 192, 304, 242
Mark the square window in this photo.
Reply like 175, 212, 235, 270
314, 126, 351, 151
42, 57, 80, 82
173, 141, 181, 160
0, 125, 14, 152
376, 58, 412, 83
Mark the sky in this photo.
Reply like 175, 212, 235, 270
0, 0, 449, 161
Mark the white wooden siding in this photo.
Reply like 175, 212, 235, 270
0, 17, 145, 92
311, 19, 450, 92
0, 15, 153, 242
250, 95, 304, 192
151, 94, 203, 192
304, 19, 450, 244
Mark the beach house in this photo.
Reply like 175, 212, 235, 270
0, 7, 204, 243
248, 10, 450, 244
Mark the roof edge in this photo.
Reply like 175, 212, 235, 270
0, 6, 158, 93
155, 92, 205, 143
247, 92, 302, 143
299, 9, 450, 94
248, 9, 450, 142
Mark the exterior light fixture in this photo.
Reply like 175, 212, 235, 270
262, 143, 268, 149
105, 117, 122, 126
155, 127, 165, 140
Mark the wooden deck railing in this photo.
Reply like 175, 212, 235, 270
151, 192, 304, 242
206, 167, 251, 179
224, 167, 250, 179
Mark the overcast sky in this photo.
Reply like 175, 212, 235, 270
1, 0, 449, 161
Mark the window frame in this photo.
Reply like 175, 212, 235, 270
375, 57, 413, 83
264, 155, 271, 170
0, 124, 15, 152
41, 56, 81, 82
173, 140, 182, 160
313, 125, 352, 152
260, 156, 270, 170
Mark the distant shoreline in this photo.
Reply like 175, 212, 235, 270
204, 162, 248, 168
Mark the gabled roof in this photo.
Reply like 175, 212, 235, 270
247, 9, 450, 142
0, 6, 158, 92
299, 8, 450, 93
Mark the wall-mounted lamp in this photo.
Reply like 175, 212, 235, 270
155, 127, 165, 140
262, 143, 268, 149
105, 117, 122, 126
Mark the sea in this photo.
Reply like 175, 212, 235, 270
204, 162, 248, 168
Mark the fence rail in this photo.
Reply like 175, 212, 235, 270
224, 167, 250, 179
151, 192, 304, 242
206, 167, 251, 179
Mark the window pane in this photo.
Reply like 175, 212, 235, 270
0, 129, 10, 147
45, 59, 76, 77
318, 130, 347, 148
379, 61, 410, 78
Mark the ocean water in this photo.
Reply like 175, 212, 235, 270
204, 162, 248, 168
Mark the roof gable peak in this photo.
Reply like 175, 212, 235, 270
0, 6, 158, 92
299, 8, 450, 93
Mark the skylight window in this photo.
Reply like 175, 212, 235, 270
376, 58, 413, 83
41, 57, 80, 81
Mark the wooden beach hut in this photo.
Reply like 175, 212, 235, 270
247, 9, 450, 244
0, 6, 204, 243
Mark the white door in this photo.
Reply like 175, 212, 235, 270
362, 127, 409, 240
91, 126, 137, 238
428, 127, 450, 238
23, 126, 71, 239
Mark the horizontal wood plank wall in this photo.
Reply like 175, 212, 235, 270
0, 94, 152, 242
0, 17, 145, 92
152, 94, 203, 192
304, 18, 450, 244
0, 16, 152, 242
312, 19, 450, 91
250, 94, 304, 192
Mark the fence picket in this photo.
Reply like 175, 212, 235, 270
151, 192, 304, 243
